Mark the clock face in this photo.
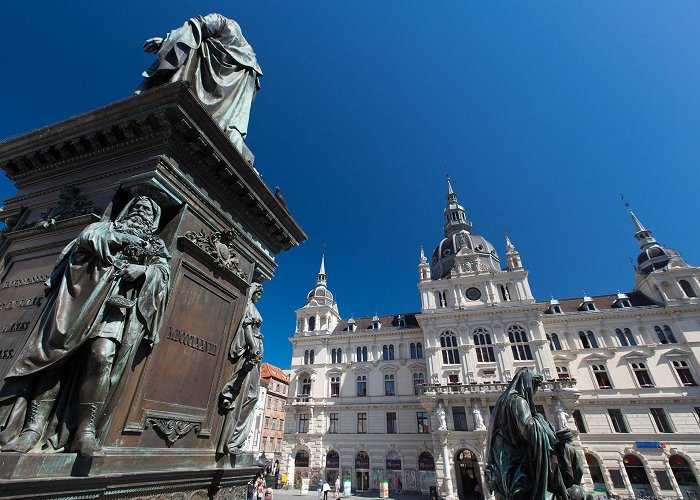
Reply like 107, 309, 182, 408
465, 287, 481, 301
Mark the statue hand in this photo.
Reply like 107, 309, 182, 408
121, 264, 147, 282
143, 37, 164, 54
117, 233, 145, 247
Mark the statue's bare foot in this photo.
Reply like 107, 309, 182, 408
73, 434, 104, 457
1, 429, 41, 452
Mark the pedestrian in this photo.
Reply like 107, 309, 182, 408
264, 487, 273, 500
334, 477, 340, 495
322, 481, 331, 500
256, 473, 266, 500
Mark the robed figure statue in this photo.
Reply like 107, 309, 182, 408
486, 368, 560, 500
138, 13, 263, 152
217, 282, 263, 455
0, 196, 170, 456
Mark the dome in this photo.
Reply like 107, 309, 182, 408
636, 244, 670, 275
307, 284, 334, 305
431, 230, 501, 279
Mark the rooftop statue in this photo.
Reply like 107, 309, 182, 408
138, 13, 263, 152
0, 195, 171, 456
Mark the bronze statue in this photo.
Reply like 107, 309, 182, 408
138, 13, 263, 151
486, 368, 558, 500
0, 196, 170, 456
217, 282, 263, 454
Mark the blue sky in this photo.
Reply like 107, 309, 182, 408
2, 2, 700, 369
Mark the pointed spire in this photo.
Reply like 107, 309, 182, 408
621, 194, 656, 248
316, 247, 327, 286
319, 253, 326, 276
443, 176, 472, 237
419, 246, 427, 264
446, 175, 456, 201
505, 233, 515, 252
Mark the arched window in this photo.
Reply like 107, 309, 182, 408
299, 377, 311, 401
579, 330, 598, 349
355, 451, 370, 470
330, 376, 340, 397
585, 454, 605, 487
508, 325, 533, 360
308, 316, 316, 331
413, 372, 425, 395
680, 280, 697, 298
623, 454, 651, 486
304, 350, 315, 365
295, 450, 310, 467
592, 364, 612, 388
416, 342, 423, 359
356, 346, 368, 362
326, 450, 340, 469
440, 331, 459, 365
551, 333, 562, 350
384, 373, 395, 396
410, 343, 416, 359
382, 344, 395, 361
655, 325, 678, 344
473, 327, 495, 363
670, 455, 700, 487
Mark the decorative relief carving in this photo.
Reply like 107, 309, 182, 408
182, 228, 245, 279
146, 417, 201, 446
35, 185, 97, 229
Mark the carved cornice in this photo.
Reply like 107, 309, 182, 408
146, 416, 201, 446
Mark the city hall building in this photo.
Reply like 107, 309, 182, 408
281, 181, 700, 499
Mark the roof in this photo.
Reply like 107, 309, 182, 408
333, 313, 420, 333
260, 362, 289, 383
544, 291, 658, 314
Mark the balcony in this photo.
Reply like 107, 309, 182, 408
416, 379, 578, 397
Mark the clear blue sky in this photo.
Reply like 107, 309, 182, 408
2, 2, 700, 369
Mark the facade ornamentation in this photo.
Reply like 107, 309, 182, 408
146, 417, 201, 445
35, 185, 97, 229
183, 228, 245, 278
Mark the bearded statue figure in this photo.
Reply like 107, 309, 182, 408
0, 195, 170, 456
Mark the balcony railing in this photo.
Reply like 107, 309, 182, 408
416, 379, 577, 396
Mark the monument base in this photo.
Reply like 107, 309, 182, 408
0, 450, 258, 498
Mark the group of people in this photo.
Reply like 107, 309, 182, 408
320, 477, 342, 499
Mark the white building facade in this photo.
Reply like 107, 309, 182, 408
282, 181, 700, 499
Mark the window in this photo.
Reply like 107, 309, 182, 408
357, 412, 367, 433
670, 455, 700, 487
592, 364, 612, 388
304, 349, 315, 364
356, 375, 367, 396
273, 399, 278, 410
624, 454, 650, 486
299, 377, 311, 401
331, 348, 342, 364
508, 325, 533, 361
616, 328, 637, 346
386, 412, 397, 434
586, 454, 604, 485
264, 416, 270, 429
650, 408, 674, 433
631, 362, 654, 387
280, 419, 284, 431
410, 342, 423, 359
474, 327, 496, 363
413, 372, 425, 395
673, 360, 697, 386
440, 331, 459, 365
579, 330, 598, 349
655, 325, 677, 344
573, 410, 587, 433
609, 469, 626, 489
356, 346, 368, 362
608, 409, 629, 433
556, 366, 570, 380
548, 333, 562, 350
417, 412, 429, 433
330, 376, 340, 397
384, 374, 396, 396
437, 291, 447, 308
298, 414, 309, 433
308, 316, 316, 331
680, 280, 697, 298
328, 413, 338, 433
500, 284, 511, 301
452, 406, 467, 431
271, 418, 276, 430
382, 344, 395, 361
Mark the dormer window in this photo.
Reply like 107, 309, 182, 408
546, 299, 563, 315
397, 314, 406, 328
347, 318, 356, 332
613, 293, 632, 308
372, 316, 381, 330
552, 305, 563, 314
578, 297, 597, 312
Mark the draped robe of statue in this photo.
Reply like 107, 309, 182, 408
139, 13, 263, 150
0, 197, 170, 450
486, 368, 558, 500
217, 283, 263, 454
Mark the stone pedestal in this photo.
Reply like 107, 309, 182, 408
0, 82, 305, 498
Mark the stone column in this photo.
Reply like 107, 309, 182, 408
438, 432, 456, 499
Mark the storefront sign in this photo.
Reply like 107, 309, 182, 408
355, 455, 370, 469
386, 459, 402, 471
418, 455, 435, 471
326, 454, 340, 468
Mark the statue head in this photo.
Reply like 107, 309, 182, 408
115, 195, 162, 236
250, 282, 263, 303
